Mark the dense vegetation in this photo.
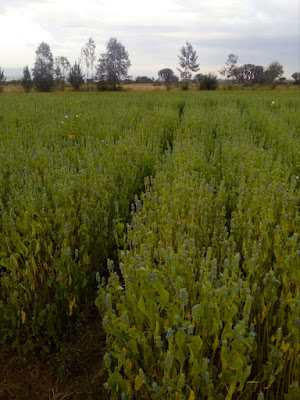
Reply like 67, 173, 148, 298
0, 90, 299, 399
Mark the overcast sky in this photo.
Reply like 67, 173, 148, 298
0, 0, 299, 78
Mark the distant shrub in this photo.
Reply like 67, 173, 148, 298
68, 61, 84, 91
21, 66, 33, 93
97, 79, 123, 91
135, 76, 154, 84
0, 67, 6, 92
181, 80, 189, 91
199, 73, 218, 90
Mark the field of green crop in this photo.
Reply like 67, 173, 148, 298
0, 91, 299, 399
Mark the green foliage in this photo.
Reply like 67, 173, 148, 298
263, 61, 284, 83
135, 76, 154, 84
232, 64, 265, 86
97, 37, 131, 90
158, 69, 178, 88
219, 55, 284, 86
199, 73, 218, 90
0, 91, 299, 399
0, 92, 179, 353
178, 42, 200, 87
21, 66, 33, 93
68, 61, 84, 91
54, 56, 71, 90
219, 54, 239, 79
96, 92, 299, 400
0, 67, 6, 92
32, 42, 54, 92
291, 72, 300, 84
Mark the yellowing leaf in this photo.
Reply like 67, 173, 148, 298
69, 298, 76, 316
271, 335, 276, 342
212, 335, 219, 351
127, 381, 132, 397
21, 310, 26, 324
164, 318, 169, 331
83, 253, 89, 265
127, 358, 132, 370
281, 341, 290, 353
189, 390, 195, 400
11, 254, 18, 268
135, 375, 143, 391
225, 381, 237, 400
265, 374, 275, 389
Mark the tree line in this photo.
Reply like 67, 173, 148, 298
0, 38, 300, 92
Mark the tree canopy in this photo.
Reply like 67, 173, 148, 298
263, 61, 284, 83
21, 66, 33, 92
54, 56, 71, 90
68, 61, 84, 91
32, 42, 54, 92
97, 38, 131, 90
0, 67, 6, 92
81, 38, 96, 87
178, 42, 199, 81
220, 54, 284, 85
292, 72, 300, 84
158, 68, 177, 85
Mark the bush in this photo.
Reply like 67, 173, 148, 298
199, 73, 218, 90
97, 79, 122, 91
68, 62, 84, 91
180, 80, 189, 91
0, 67, 6, 92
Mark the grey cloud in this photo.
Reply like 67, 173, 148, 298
1, 0, 298, 78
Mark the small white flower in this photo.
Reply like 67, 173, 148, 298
271, 101, 275, 105
61, 121, 64, 124
76, 115, 79, 118
65, 115, 68, 119
296, 176, 299, 179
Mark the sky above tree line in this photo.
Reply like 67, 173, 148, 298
0, 0, 299, 79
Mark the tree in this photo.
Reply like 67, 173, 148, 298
54, 56, 71, 90
68, 61, 84, 91
199, 73, 218, 90
178, 42, 199, 88
97, 37, 131, 90
194, 73, 205, 83
0, 67, 6, 92
32, 42, 54, 92
231, 64, 264, 85
263, 61, 284, 83
158, 68, 178, 88
292, 72, 300, 84
81, 38, 96, 89
219, 54, 238, 79
21, 66, 33, 92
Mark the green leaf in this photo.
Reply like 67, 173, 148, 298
175, 331, 185, 348
127, 339, 139, 355
137, 296, 147, 316
275, 363, 284, 375
154, 319, 160, 336
158, 288, 170, 307
229, 355, 244, 371
35, 239, 41, 255
175, 349, 186, 364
